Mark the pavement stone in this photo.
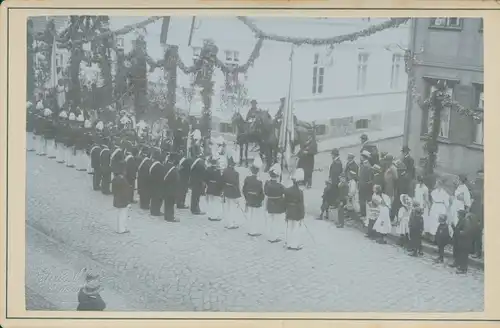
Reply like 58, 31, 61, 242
25, 140, 484, 312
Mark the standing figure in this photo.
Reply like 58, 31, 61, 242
382, 155, 398, 203
414, 175, 430, 224
297, 135, 318, 189
74, 114, 88, 171
90, 141, 102, 191
433, 214, 451, 263
264, 163, 286, 243
344, 153, 359, 177
449, 174, 472, 228
125, 147, 138, 204
284, 168, 306, 250
110, 146, 124, 181
112, 161, 131, 234
205, 157, 224, 222
26, 101, 36, 151
372, 185, 392, 244
176, 152, 192, 209
427, 180, 450, 238
190, 154, 206, 215
99, 141, 112, 195
328, 148, 343, 207
149, 148, 166, 217
451, 211, 474, 274
33, 105, 45, 155
137, 147, 153, 210
43, 109, 57, 159
243, 156, 265, 236
391, 164, 412, 221
401, 146, 416, 189
318, 180, 335, 221
408, 203, 424, 257
163, 154, 180, 222
372, 164, 385, 191
358, 151, 374, 220
346, 170, 360, 223
65, 112, 77, 168
222, 156, 242, 229
336, 174, 350, 228
396, 194, 412, 248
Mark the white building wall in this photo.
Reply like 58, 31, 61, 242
109, 16, 409, 136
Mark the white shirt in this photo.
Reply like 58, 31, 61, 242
454, 183, 472, 209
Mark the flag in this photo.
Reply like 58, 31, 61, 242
160, 16, 171, 45
278, 45, 295, 173
45, 35, 58, 90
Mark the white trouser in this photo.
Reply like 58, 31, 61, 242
206, 195, 222, 220
87, 153, 93, 173
223, 198, 240, 228
27, 132, 36, 151
247, 206, 263, 235
57, 144, 66, 162
76, 150, 87, 170
286, 220, 303, 249
36, 137, 45, 154
47, 139, 57, 157
116, 207, 129, 233
65, 147, 74, 166
266, 213, 284, 241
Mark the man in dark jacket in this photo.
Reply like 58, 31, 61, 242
328, 148, 343, 207
408, 205, 424, 257
163, 154, 180, 222
243, 159, 265, 236
137, 146, 153, 210
344, 153, 359, 177
358, 153, 374, 219
112, 162, 131, 233
222, 157, 242, 229
284, 169, 306, 250
99, 142, 112, 195
264, 164, 286, 242
433, 214, 451, 263
452, 211, 474, 274
297, 136, 318, 189
401, 146, 416, 182
149, 149, 165, 216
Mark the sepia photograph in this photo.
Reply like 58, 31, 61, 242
21, 13, 485, 314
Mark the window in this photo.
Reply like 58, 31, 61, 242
312, 53, 325, 94
474, 84, 484, 145
315, 124, 327, 136
224, 50, 239, 63
115, 37, 124, 49
429, 17, 462, 29
390, 54, 402, 89
355, 119, 369, 129
357, 53, 369, 91
427, 84, 453, 138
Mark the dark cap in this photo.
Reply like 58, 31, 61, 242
331, 148, 339, 156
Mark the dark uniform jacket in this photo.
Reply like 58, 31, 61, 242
402, 154, 416, 181
435, 223, 451, 247
329, 158, 343, 184
110, 148, 125, 175
112, 174, 131, 208
178, 157, 192, 185
337, 180, 349, 203
284, 184, 305, 221
125, 154, 138, 184
408, 211, 424, 238
149, 161, 166, 196
77, 288, 106, 311
74, 127, 87, 151
264, 179, 286, 214
64, 124, 77, 147
454, 215, 474, 251
222, 167, 241, 199
243, 175, 265, 208
42, 118, 56, 140
344, 160, 359, 176
99, 148, 111, 174
163, 162, 179, 198
205, 165, 223, 196
359, 161, 374, 188
54, 121, 66, 144
396, 172, 412, 196
189, 157, 206, 190
137, 157, 152, 195
90, 145, 102, 169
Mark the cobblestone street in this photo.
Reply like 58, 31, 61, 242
25, 146, 484, 312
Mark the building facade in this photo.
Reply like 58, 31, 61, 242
110, 17, 409, 138
405, 17, 484, 175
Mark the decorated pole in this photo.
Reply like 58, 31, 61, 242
279, 44, 295, 182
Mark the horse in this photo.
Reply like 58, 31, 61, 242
231, 112, 254, 166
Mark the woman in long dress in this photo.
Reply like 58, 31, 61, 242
427, 180, 450, 238
372, 185, 392, 244
449, 174, 472, 229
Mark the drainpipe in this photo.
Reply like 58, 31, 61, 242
403, 18, 417, 147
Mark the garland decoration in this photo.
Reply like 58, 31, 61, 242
237, 16, 410, 46
216, 38, 264, 74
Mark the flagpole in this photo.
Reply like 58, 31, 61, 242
188, 17, 196, 47
279, 44, 295, 183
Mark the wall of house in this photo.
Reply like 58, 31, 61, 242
406, 18, 484, 175
110, 16, 409, 134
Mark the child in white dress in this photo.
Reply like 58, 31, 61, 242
396, 194, 412, 248
372, 185, 392, 244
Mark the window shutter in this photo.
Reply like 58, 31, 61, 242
449, 84, 474, 145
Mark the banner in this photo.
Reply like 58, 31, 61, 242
45, 35, 58, 90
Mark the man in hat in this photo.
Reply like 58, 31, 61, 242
264, 163, 286, 242
99, 140, 112, 195
344, 153, 359, 177
297, 135, 318, 189
90, 140, 103, 191
360, 134, 379, 166
176, 151, 192, 209
112, 161, 131, 234
401, 146, 415, 182
358, 151, 374, 219
110, 145, 125, 180
137, 146, 153, 210
125, 147, 139, 204
163, 153, 180, 222
243, 156, 265, 236
189, 152, 207, 215
328, 148, 343, 207
222, 155, 242, 229
149, 148, 166, 216
246, 100, 259, 122
205, 156, 223, 222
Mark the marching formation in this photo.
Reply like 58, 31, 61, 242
26, 102, 308, 251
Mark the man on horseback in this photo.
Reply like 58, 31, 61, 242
246, 100, 259, 123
